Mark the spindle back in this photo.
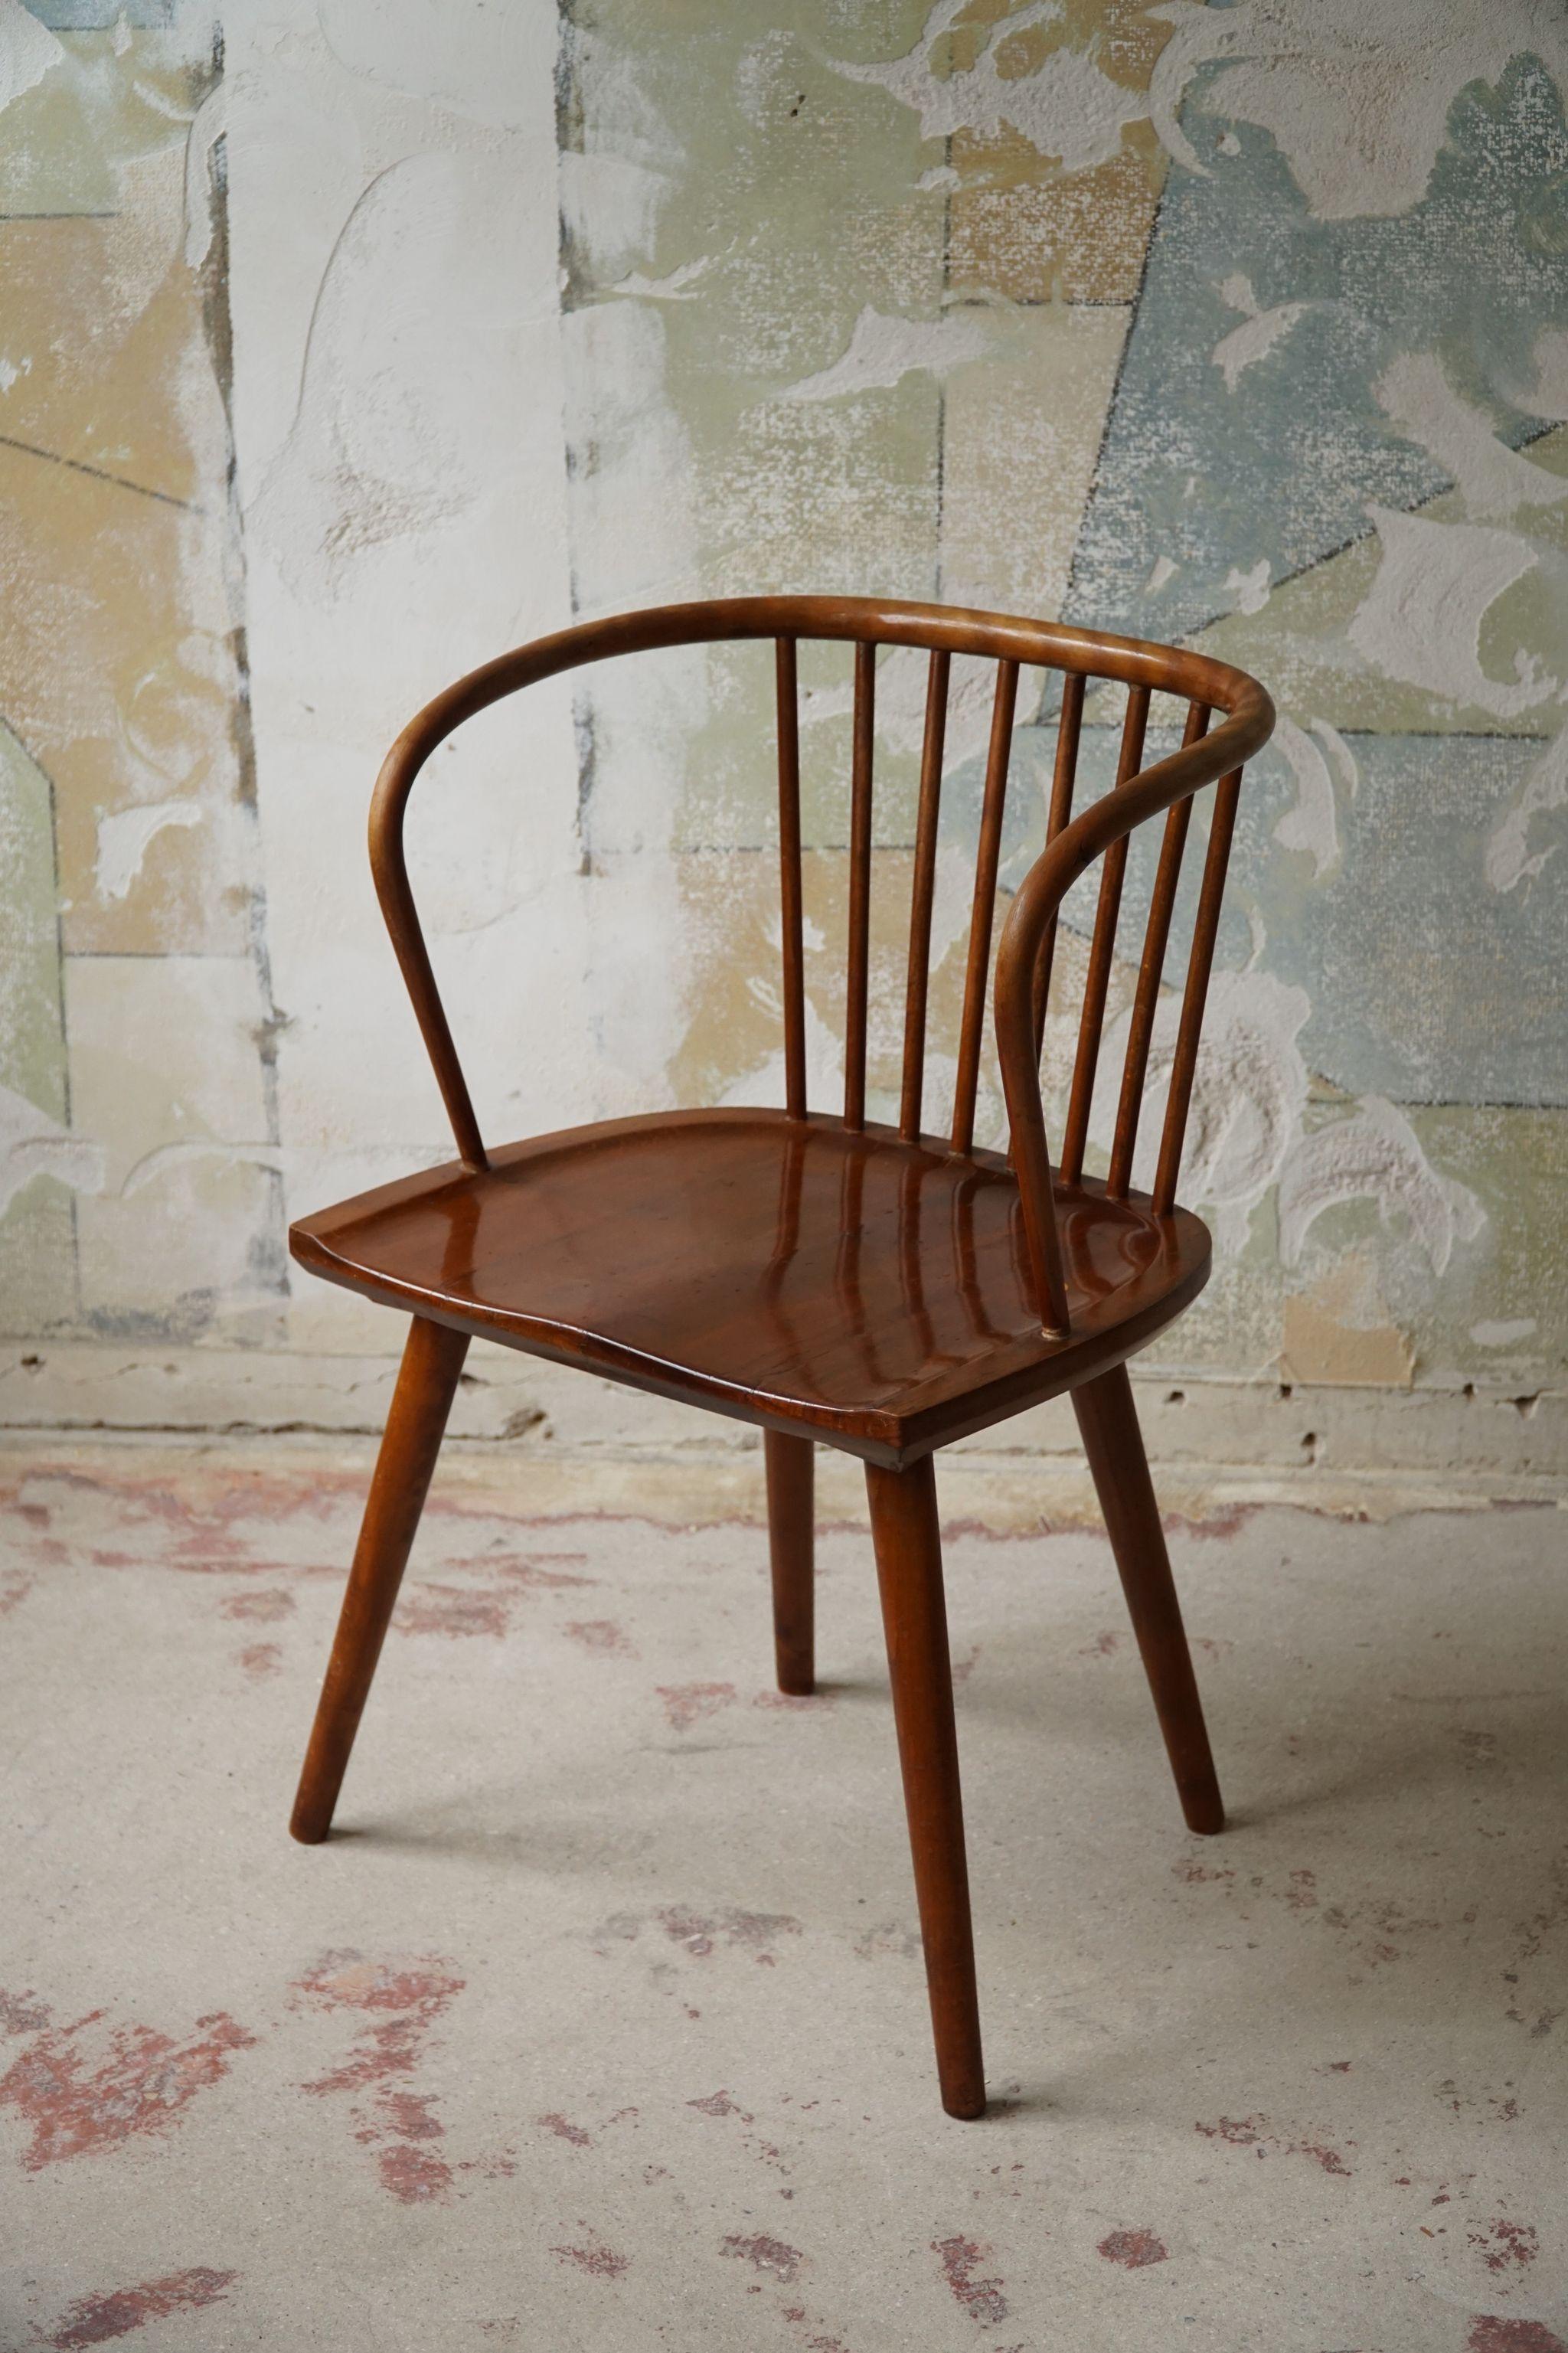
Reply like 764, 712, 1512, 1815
368, 595, 1274, 1337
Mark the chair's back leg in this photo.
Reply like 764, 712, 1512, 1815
865, 1454, 985, 2119
765, 1430, 815, 1696
289, 1314, 472, 1844
1071, 1364, 1225, 1835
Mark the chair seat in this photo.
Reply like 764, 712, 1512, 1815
289, 1109, 1210, 1466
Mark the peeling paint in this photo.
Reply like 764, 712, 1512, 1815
0, 0, 62, 114
1280, 1097, 1485, 1276
1271, 715, 1342, 879
1348, 508, 1560, 717
779, 302, 995, 403
0, 1081, 104, 1216
1376, 353, 1568, 520
93, 799, 204, 903
1148, 0, 1568, 217
1093, 972, 1310, 1249
1210, 272, 1308, 391
1485, 729, 1568, 893
1224, 557, 1271, 613
828, 5, 1146, 175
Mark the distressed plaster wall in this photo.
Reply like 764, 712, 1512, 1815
1, 0, 1564, 1471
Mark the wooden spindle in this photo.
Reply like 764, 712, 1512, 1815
950, 659, 1019, 1155
776, 638, 807, 1119
1058, 683, 1151, 1187
1106, 701, 1210, 1199
844, 639, 876, 1132
1030, 670, 1085, 1055
900, 649, 950, 1142
1153, 766, 1243, 1215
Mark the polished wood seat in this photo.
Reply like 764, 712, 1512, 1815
294, 1110, 1210, 1468
284, 593, 1275, 2123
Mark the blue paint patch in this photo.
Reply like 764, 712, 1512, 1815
1067, 55, 1568, 644
19, 2, 174, 26
1001, 724, 1566, 1110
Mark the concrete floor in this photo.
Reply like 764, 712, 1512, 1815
1, 1437, 1564, 2352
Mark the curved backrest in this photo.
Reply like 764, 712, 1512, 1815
369, 595, 1274, 1336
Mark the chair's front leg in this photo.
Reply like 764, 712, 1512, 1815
865, 1453, 985, 2119
290, 1314, 471, 1844
765, 1430, 815, 1694
1072, 1361, 1225, 1835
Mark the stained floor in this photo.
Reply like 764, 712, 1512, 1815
1, 1439, 1564, 2352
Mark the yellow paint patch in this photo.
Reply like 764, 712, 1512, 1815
1281, 1253, 1415, 1388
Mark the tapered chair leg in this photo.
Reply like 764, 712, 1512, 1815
1072, 1362, 1225, 1836
766, 1430, 815, 1695
289, 1315, 471, 1845
865, 1453, 985, 2119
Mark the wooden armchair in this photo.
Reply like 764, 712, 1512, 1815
286, 595, 1275, 2118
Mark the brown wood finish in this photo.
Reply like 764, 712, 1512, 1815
1152, 766, 1244, 1217
776, 637, 807, 1121
866, 1453, 984, 2119
765, 1429, 815, 1695
844, 639, 876, 1132
1070, 1363, 1223, 1835
289, 591, 1276, 2117
1030, 668, 1085, 1057
290, 1111, 1214, 1469
1107, 698, 1210, 1199
1059, 683, 1150, 1188
899, 649, 949, 1142
951, 658, 1019, 1155
290, 1313, 470, 1843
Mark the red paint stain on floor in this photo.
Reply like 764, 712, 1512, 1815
851, 1922, 922, 1960
377, 2142, 455, 2202
933, 2234, 1008, 2323
1097, 2228, 1168, 2268
0, 1988, 51, 2036
44, 2266, 238, 2348
382, 2090, 443, 2139
538, 2111, 593, 2145
1468, 2218, 1539, 2273
1166, 1502, 1257, 1541
564, 1619, 635, 1656
296, 1951, 463, 2202
220, 1587, 296, 1622
455, 1553, 596, 1592
9, 1465, 350, 1575
551, 2233, 630, 2279
1468, 2322, 1567, 2353
656, 1906, 802, 1964
688, 2089, 753, 2121
722, 2234, 803, 2282
0, 1572, 34, 1616
394, 1583, 509, 1638
1196, 2113, 1352, 2175
239, 1642, 283, 1680
0, 2008, 255, 2169
656, 1681, 736, 1731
